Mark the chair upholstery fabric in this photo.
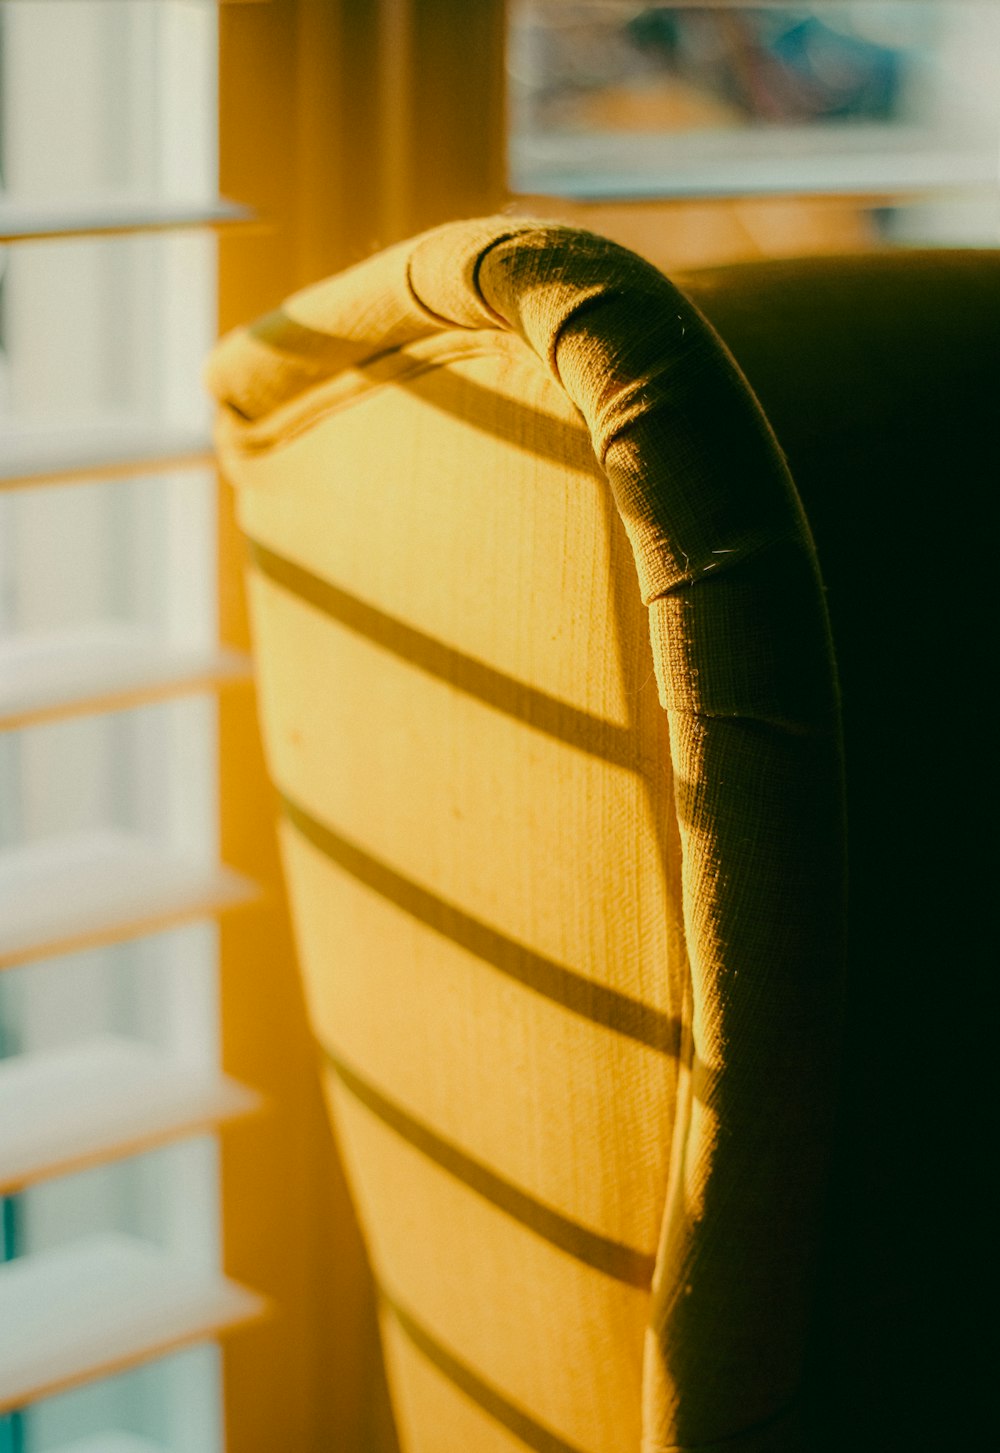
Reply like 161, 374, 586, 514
206, 218, 852, 1453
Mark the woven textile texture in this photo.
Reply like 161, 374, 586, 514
207, 218, 850, 1453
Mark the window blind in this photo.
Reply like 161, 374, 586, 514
0, 3, 265, 1447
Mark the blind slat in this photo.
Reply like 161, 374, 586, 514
512, 129, 1000, 202
0, 1235, 267, 1414
0, 833, 258, 972
0, 1035, 263, 1194
1, 424, 213, 490
48, 1437, 162, 1453
0, 633, 253, 732
0, 195, 253, 245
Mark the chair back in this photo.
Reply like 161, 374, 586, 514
208, 218, 863, 1453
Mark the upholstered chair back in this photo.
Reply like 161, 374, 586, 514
208, 221, 997, 1453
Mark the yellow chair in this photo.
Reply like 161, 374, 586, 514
207, 220, 997, 1453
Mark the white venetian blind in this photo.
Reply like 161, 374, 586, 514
0, 3, 266, 1449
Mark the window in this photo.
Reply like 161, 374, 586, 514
506, 1, 1000, 268
3, 3, 422, 1449
1, 4, 262, 1449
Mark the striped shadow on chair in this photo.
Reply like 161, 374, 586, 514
207, 218, 846, 1453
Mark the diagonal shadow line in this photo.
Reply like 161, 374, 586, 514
248, 538, 638, 770
322, 1040, 656, 1289
384, 354, 593, 467
380, 1286, 588, 1453
282, 792, 686, 1061
246, 309, 593, 468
